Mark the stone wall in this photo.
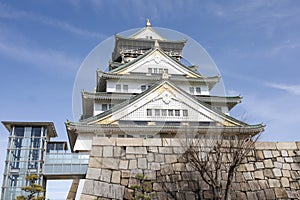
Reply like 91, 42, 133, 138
80, 138, 300, 200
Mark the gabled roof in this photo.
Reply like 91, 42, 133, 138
97, 70, 220, 90
110, 47, 203, 78
77, 79, 259, 128
129, 19, 166, 40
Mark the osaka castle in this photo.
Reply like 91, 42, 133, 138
1, 19, 264, 199
66, 19, 263, 152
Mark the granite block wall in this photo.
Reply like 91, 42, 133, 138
80, 138, 300, 200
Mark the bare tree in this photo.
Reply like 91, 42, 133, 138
182, 133, 260, 200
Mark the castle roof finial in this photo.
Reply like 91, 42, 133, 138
146, 19, 151, 27
154, 40, 159, 47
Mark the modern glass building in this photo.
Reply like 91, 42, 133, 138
1, 122, 57, 200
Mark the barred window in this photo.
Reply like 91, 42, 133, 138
147, 109, 152, 116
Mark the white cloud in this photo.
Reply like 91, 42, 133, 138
0, 2, 106, 39
0, 27, 80, 72
266, 82, 300, 96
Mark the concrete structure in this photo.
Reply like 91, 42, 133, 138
1, 20, 299, 199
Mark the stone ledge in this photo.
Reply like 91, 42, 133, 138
92, 137, 115, 146
115, 138, 143, 146
255, 142, 277, 150
276, 142, 297, 150
143, 138, 162, 146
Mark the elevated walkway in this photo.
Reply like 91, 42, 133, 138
44, 153, 89, 180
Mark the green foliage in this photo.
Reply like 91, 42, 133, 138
130, 174, 155, 200
15, 174, 45, 200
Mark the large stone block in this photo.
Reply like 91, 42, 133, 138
170, 138, 187, 146
143, 138, 162, 146
246, 191, 258, 200
263, 150, 273, 159
173, 163, 186, 172
103, 146, 113, 157
248, 180, 260, 191
90, 146, 103, 157
89, 157, 120, 169
281, 177, 290, 187
100, 169, 112, 182
264, 188, 275, 199
81, 179, 94, 195
282, 169, 291, 177
244, 163, 255, 171
276, 142, 297, 150
255, 142, 276, 150
274, 188, 288, 199
268, 179, 281, 187
273, 168, 282, 177
256, 190, 266, 199
155, 154, 165, 163
86, 168, 101, 180
137, 158, 147, 169
272, 150, 280, 157
255, 150, 264, 160
147, 146, 158, 153
111, 171, 121, 184
128, 159, 137, 169
92, 137, 115, 146
80, 194, 97, 200
243, 172, 253, 180
144, 169, 156, 180
291, 163, 300, 170
151, 162, 161, 170
273, 161, 283, 169
126, 146, 147, 154
282, 163, 291, 170
263, 169, 274, 178
263, 159, 274, 168
254, 170, 264, 180
165, 154, 178, 163
255, 162, 264, 169
158, 147, 173, 154
296, 141, 300, 149
119, 160, 129, 169
114, 146, 125, 157
116, 138, 143, 146
258, 180, 268, 189
285, 157, 293, 163
146, 153, 155, 162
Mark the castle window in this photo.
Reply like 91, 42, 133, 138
161, 109, 167, 116
155, 109, 160, 116
123, 85, 128, 92
116, 84, 121, 92
159, 68, 163, 74
183, 110, 188, 116
153, 68, 158, 74
175, 110, 180, 116
148, 68, 152, 74
196, 87, 201, 94
141, 85, 146, 91
102, 104, 108, 111
168, 109, 174, 116
189, 87, 194, 94
147, 109, 152, 116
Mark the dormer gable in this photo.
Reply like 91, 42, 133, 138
111, 48, 201, 78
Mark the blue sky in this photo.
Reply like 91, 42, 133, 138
0, 0, 300, 199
